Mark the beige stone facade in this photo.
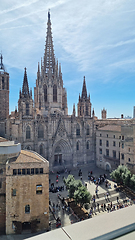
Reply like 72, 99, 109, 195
0, 138, 49, 234
96, 125, 121, 171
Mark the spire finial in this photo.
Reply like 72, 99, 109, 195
48, 9, 50, 20
0, 52, 5, 71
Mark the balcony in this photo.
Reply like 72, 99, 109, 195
103, 155, 120, 162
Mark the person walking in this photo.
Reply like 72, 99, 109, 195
104, 203, 106, 211
97, 202, 100, 213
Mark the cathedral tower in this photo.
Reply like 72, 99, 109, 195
0, 54, 9, 120
18, 68, 33, 118
34, 11, 68, 116
77, 76, 91, 117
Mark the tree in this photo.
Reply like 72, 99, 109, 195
110, 165, 129, 184
130, 174, 135, 190
74, 185, 91, 208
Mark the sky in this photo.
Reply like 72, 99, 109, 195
0, 0, 135, 119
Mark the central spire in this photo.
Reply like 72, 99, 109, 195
43, 10, 55, 74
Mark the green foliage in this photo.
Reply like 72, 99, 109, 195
130, 174, 135, 190
110, 165, 135, 190
64, 175, 75, 189
110, 165, 130, 184
64, 174, 92, 207
68, 180, 82, 199
74, 185, 91, 207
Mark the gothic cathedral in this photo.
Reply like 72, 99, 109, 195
1, 11, 95, 170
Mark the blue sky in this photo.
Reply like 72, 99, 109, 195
0, 0, 135, 118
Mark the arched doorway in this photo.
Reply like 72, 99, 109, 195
106, 163, 111, 171
53, 140, 72, 167
54, 146, 62, 166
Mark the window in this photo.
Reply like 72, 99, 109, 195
99, 139, 102, 146
106, 140, 109, 147
106, 149, 109, 156
122, 136, 124, 140
86, 141, 89, 149
36, 184, 42, 194
31, 168, 34, 174
99, 148, 102, 154
27, 169, 30, 174
76, 124, 80, 136
121, 153, 124, 160
100, 133, 102, 137
86, 125, 89, 135
26, 126, 31, 139
0, 182, 2, 188
35, 168, 39, 174
119, 142, 120, 147
2, 77, 4, 89
113, 141, 116, 147
53, 84, 57, 102
26, 103, 29, 115
25, 205, 30, 214
86, 105, 88, 116
44, 84, 47, 102
40, 168, 43, 174
129, 148, 130, 152
12, 189, 16, 196
18, 169, 21, 175
119, 136, 121, 139
0, 169, 3, 174
113, 135, 115, 138
22, 169, 26, 175
128, 158, 130, 162
76, 141, 79, 151
38, 125, 44, 138
107, 134, 108, 138
122, 143, 124, 149
113, 150, 116, 159
13, 169, 17, 175
100, 157, 102, 162
39, 144, 43, 156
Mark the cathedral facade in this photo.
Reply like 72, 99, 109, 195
2, 11, 95, 170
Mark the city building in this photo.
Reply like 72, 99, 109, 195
96, 125, 121, 172
0, 137, 49, 234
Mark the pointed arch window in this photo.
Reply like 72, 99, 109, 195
44, 84, 47, 102
86, 141, 90, 150
86, 125, 89, 135
26, 126, 31, 139
26, 103, 29, 115
76, 123, 80, 136
38, 125, 44, 138
39, 144, 44, 156
76, 141, 80, 151
53, 84, 57, 102
86, 105, 88, 116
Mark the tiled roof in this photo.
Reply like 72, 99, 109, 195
98, 125, 121, 132
15, 150, 47, 163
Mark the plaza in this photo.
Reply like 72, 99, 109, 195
49, 162, 133, 230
